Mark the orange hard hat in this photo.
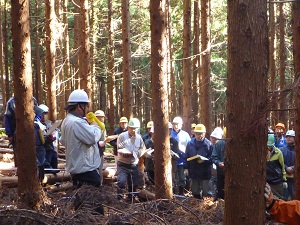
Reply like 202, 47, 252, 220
275, 123, 285, 129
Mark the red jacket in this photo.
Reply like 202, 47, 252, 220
269, 199, 300, 225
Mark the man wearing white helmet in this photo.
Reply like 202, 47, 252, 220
39, 104, 59, 174
116, 117, 145, 200
171, 116, 191, 195
280, 130, 296, 200
211, 127, 226, 200
94, 110, 107, 186
61, 90, 102, 188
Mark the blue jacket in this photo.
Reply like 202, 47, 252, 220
280, 145, 295, 177
185, 137, 213, 180
171, 129, 191, 166
275, 135, 287, 148
211, 140, 226, 175
4, 97, 16, 137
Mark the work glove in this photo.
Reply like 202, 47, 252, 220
86, 112, 105, 130
264, 183, 274, 208
283, 182, 288, 189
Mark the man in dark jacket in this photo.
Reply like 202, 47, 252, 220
109, 117, 128, 159
280, 130, 295, 200
185, 124, 213, 199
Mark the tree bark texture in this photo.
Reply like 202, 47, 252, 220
11, 0, 40, 209
192, 0, 200, 123
225, 0, 268, 224
292, 1, 300, 201
182, 0, 192, 134
34, 0, 42, 104
79, 0, 92, 107
45, 0, 57, 121
4, 0, 10, 100
200, 0, 212, 133
150, 0, 173, 199
108, 0, 116, 134
268, 2, 276, 126
278, 4, 287, 124
0, 3, 5, 106
122, 0, 133, 119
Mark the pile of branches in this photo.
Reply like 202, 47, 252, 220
0, 184, 224, 225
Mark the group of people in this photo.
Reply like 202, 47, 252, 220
4, 96, 59, 182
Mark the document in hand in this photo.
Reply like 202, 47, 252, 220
187, 154, 209, 161
104, 135, 118, 142
46, 120, 62, 135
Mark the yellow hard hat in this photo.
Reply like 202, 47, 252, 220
147, 121, 153, 128
275, 123, 285, 129
194, 124, 206, 133
119, 117, 128, 123
191, 123, 197, 129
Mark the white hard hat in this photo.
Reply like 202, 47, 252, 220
67, 89, 90, 103
128, 118, 140, 128
172, 116, 183, 124
210, 127, 223, 140
286, 130, 295, 137
38, 104, 49, 113
95, 110, 105, 117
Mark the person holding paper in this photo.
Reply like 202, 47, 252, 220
39, 104, 59, 173
185, 124, 213, 199
116, 118, 145, 201
94, 110, 107, 186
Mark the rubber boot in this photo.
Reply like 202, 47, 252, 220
178, 187, 184, 195
117, 188, 124, 200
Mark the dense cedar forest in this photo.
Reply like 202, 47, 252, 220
0, 0, 300, 224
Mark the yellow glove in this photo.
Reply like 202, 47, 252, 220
86, 112, 105, 130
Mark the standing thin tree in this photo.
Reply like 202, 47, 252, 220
225, 0, 268, 224
108, 0, 116, 133
0, 2, 5, 106
292, 0, 300, 200
122, 0, 133, 119
45, 0, 57, 121
200, 0, 212, 133
79, 0, 92, 107
150, 0, 172, 199
278, 3, 287, 124
192, 0, 200, 123
11, 0, 40, 208
182, 0, 192, 134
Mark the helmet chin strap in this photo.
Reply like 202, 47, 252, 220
78, 103, 87, 116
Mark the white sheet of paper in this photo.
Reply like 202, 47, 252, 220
46, 120, 62, 135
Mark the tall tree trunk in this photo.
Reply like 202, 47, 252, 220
0, 2, 5, 108
225, 0, 268, 224
182, 0, 192, 134
167, 2, 176, 119
107, 0, 116, 134
269, 1, 276, 126
192, 0, 200, 123
63, 0, 71, 107
90, 0, 96, 111
200, 0, 212, 133
292, 0, 300, 201
11, 0, 40, 209
150, 0, 172, 199
34, 0, 42, 104
45, 0, 57, 122
122, 0, 132, 119
4, 0, 9, 100
73, 0, 80, 89
79, 0, 92, 107
278, 3, 286, 124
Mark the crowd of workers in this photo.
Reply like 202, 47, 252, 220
3, 89, 299, 224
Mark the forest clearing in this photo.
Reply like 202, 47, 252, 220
0, 0, 299, 224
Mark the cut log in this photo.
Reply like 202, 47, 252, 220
0, 148, 13, 154
138, 189, 155, 201
102, 167, 116, 178
0, 172, 71, 188
48, 182, 74, 193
